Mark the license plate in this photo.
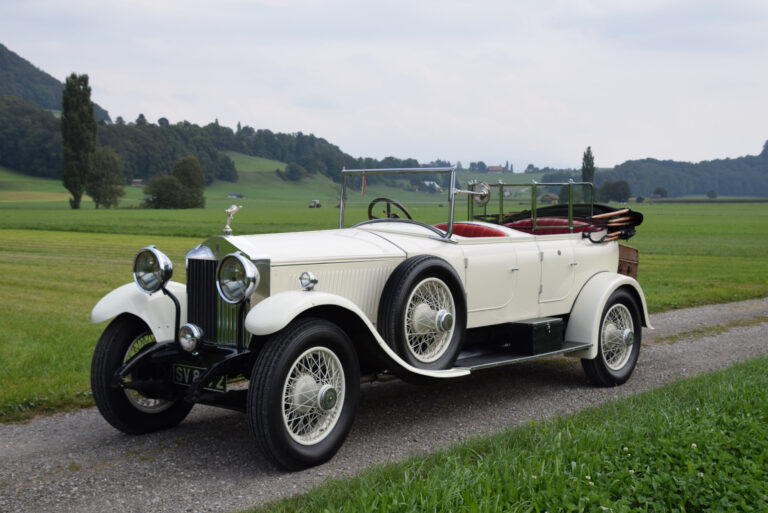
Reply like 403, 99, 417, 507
172, 364, 227, 392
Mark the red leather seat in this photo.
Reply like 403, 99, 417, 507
433, 222, 508, 238
504, 217, 591, 235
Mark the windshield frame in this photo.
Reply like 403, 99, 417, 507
339, 167, 457, 239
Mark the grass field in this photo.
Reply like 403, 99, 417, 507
1, 157, 767, 421
251, 357, 768, 513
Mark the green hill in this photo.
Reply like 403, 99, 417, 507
603, 141, 768, 197
0, 42, 110, 121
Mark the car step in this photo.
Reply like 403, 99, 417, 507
454, 317, 591, 371
454, 341, 592, 371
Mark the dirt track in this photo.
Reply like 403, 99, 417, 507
1, 298, 766, 513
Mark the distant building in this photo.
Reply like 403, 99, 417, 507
539, 193, 559, 204
423, 181, 442, 192
227, 193, 245, 198
487, 165, 504, 174
131, 179, 144, 187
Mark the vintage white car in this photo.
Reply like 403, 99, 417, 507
90, 167, 650, 470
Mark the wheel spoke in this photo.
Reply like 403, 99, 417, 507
122, 331, 173, 414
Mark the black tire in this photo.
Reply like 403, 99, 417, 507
91, 314, 193, 434
378, 255, 466, 370
248, 318, 360, 470
581, 289, 642, 386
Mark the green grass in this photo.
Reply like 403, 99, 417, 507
626, 203, 768, 312
0, 229, 200, 421
251, 357, 768, 513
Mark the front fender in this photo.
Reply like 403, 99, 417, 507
245, 291, 469, 379
565, 272, 653, 360
91, 281, 187, 343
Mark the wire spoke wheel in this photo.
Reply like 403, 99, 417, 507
600, 303, 635, 370
282, 347, 345, 445
581, 289, 642, 387
404, 277, 456, 363
91, 315, 193, 434
122, 331, 173, 414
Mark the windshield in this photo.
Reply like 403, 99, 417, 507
339, 168, 459, 230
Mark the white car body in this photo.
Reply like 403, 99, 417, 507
90, 167, 651, 470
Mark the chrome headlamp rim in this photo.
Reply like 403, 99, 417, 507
133, 245, 173, 294
179, 323, 203, 353
216, 253, 259, 304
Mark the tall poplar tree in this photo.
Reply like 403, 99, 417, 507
581, 146, 595, 184
61, 73, 97, 209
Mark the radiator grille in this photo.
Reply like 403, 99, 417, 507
187, 259, 218, 343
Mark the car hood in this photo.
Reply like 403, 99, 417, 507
208, 228, 406, 266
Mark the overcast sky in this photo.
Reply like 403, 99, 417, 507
3, 0, 767, 171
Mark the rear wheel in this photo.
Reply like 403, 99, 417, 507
581, 289, 642, 386
91, 315, 193, 434
248, 318, 360, 470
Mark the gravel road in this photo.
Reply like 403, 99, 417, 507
1, 298, 767, 513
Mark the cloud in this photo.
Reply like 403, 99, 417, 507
2, 0, 767, 169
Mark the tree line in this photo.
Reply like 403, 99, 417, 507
0, 95, 431, 193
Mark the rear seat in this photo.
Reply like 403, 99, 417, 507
504, 217, 591, 235
433, 222, 509, 238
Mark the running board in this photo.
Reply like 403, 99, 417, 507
454, 341, 592, 372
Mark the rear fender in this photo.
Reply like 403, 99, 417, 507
245, 291, 469, 379
91, 281, 187, 343
565, 272, 652, 360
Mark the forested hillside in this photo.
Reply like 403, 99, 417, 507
0, 96, 422, 185
603, 142, 768, 197
0, 43, 110, 122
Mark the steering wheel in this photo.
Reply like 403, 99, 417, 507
367, 197, 413, 220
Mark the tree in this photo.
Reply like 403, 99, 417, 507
653, 186, 668, 198
707, 189, 718, 199
581, 146, 595, 184
61, 73, 97, 209
144, 174, 187, 208
598, 180, 631, 202
285, 162, 308, 182
171, 155, 206, 208
87, 146, 125, 208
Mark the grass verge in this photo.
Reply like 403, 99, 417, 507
251, 357, 768, 513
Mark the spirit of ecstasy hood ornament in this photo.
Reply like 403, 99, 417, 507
223, 204, 243, 235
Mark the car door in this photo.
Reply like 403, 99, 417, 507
460, 238, 540, 328
537, 236, 576, 304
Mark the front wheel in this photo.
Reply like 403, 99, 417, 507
581, 289, 642, 386
91, 314, 193, 434
248, 318, 360, 470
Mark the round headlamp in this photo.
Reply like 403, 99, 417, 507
216, 253, 259, 304
179, 323, 203, 353
133, 246, 173, 294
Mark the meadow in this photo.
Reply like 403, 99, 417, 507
252, 357, 768, 512
1, 156, 767, 421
